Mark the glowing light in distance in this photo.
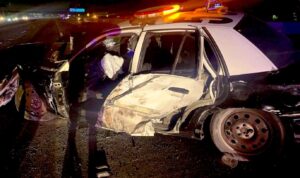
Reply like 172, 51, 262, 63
69, 8, 85, 13
92, 14, 98, 19
21, 16, 29, 20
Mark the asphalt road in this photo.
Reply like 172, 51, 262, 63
0, 100, 300, 178
0, 19, 120, 50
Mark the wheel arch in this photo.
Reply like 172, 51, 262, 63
187, 107, 221, 140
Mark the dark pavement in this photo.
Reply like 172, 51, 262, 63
1, 100, 300, 178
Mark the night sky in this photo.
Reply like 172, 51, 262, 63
1, 0, 133, 4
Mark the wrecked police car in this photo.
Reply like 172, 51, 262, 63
94, 11, 300, 165
1, 5, 299, 166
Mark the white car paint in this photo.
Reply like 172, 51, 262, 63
206, 26, 277, 76
98, 73, 207, 135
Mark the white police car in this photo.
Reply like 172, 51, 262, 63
77, 3, 299, 166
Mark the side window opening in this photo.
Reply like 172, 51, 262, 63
142, 34, 176, 73
204, 39, 219, 74
173, 34, 197, 77
69, 33, 138, 90
68, 32, 139, 102
90, 33, 138, 75
140, 31, 197, 78
102, 34, 137, 58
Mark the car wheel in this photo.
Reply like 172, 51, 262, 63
210, 108, 285, 162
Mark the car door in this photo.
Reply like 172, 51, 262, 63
55, 28, 142, 117
99, 25, 227, 134
107, 28, 204, 114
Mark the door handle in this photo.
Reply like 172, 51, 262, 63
168, 87, 189, 94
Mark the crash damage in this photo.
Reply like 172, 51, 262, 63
97, 73, 208, 136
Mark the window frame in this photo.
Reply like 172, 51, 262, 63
136, 29, 200, 79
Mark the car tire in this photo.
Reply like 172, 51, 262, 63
210, 108, 285, 162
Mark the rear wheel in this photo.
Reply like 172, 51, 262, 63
210, 108, 285, 163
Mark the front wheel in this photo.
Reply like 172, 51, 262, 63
210, 108, 285, 162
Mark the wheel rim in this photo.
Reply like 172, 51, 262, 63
211, 108, 285, 160
222, 111, 271, 154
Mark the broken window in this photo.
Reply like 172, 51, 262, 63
140, 31, 197, 78
101, 33, 139, 73
68, 32, 139, 99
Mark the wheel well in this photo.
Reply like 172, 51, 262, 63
188, 107, 219, 140
201, 113, 214, 141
